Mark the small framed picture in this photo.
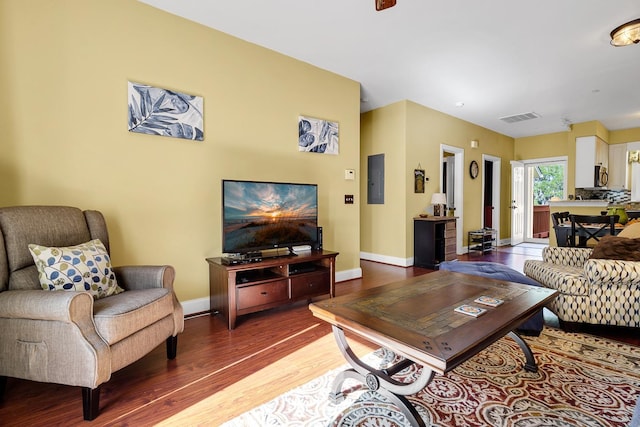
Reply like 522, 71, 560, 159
414, 169, 425, 193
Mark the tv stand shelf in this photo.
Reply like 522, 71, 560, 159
207, 250, 338, 329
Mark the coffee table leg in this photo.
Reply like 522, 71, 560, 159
329, 326, 433, 427
507, 331, 538, 373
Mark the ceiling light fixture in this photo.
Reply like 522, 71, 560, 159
610, 18, 640, 47
375, 0, 396, 11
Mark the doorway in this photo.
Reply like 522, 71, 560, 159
440, 144, 464, 253
482, 155, 501, 243
511, 156, 568, 244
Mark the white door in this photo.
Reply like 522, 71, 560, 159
511, 161, 524, 245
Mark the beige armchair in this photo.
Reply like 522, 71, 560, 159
0, 206, 184, 420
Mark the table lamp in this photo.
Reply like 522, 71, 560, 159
431, 193, 447, 216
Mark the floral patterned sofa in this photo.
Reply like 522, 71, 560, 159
523, 245, 640, 329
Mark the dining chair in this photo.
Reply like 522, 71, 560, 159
551, 211, 571, 247
569, 214, 619, 247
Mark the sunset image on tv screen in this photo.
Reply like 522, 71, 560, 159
223, 181, 318, 252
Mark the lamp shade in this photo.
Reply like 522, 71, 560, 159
610, 18, 640, 47
431, 193, 447, 205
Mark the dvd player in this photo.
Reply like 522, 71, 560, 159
221, 254, 263, 265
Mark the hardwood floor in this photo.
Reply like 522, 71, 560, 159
1, 244, 637, 426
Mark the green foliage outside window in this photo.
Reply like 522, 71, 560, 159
533, 165, 564, 205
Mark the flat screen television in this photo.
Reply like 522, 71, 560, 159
222, 179, 318, 255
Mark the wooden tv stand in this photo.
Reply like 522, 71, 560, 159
206, 250, 338, 329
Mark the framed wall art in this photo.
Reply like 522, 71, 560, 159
414, 169, 425, 193
298, 115, 339, 154
128, 81, 203, 141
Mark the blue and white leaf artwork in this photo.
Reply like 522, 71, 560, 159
128, 81, 204, 141
298, 115, 339, 154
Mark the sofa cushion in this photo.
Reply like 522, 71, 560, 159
589, 235, 640, 261
28, 239, 123, 299
523, 261, 587, 295
93, 288, 173, 345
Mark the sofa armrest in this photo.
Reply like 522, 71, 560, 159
113, 265, 175, 291
0, 289, 94, 322
584, 259, 640, 286
542, 246, 593, 267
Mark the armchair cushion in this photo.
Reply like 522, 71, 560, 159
28, 239, 123, 299
93, 288, 173, 345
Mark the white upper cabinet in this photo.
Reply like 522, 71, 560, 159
608, 143, 628, 189
575, 136, 608, 188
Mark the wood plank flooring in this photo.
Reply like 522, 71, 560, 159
0, 244, 637, 426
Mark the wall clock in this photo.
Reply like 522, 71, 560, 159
469, 160, 479, 179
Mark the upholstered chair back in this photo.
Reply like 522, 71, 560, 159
0, 206, 110, 292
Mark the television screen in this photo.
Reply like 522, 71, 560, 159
222, 180, 318, 254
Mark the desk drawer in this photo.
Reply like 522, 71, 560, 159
237, 280, 289, 310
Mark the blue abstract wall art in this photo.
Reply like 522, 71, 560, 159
128, 81, 203, 141
298, 115, 339, 154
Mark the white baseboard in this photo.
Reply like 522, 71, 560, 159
336, 267, 362, 283
181, 267, 363, 316
360, 251, 413, 267
182, 297, 210, 316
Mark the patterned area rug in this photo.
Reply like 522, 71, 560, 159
222, 327, 640, 426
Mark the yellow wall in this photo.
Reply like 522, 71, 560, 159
406, 101, 515, 242
360, 102, 407, 259
361, 100, 515, 261
610, 128, 640, 144
514, 131, 573, 188
0, 0, 361, 307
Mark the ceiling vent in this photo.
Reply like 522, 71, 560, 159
499, 112, 540, 124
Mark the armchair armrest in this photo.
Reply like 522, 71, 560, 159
113, 265, 175, 291
0, 289, 94, 322
584, 259, 640, 286
542, 246, 593, 267
0, 289, 111, 388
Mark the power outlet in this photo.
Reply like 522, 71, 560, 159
345, 195, 354, 204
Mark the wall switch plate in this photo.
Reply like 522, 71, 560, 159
345, 195, 354, 204
345, 169, 355, 180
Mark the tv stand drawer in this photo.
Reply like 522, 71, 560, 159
236, 279, 288, 311
290, 271, 330, 299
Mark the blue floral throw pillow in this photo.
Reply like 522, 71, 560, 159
28, 239, 124, 299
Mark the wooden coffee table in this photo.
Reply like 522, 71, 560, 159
309, 270, 558, 427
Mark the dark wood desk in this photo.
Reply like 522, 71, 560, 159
309, 270, 557, 427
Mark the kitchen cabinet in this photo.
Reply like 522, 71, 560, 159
575, 136, 608, 188
608, 143, 628, 190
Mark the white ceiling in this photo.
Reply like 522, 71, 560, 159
138, 0, 640, 138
